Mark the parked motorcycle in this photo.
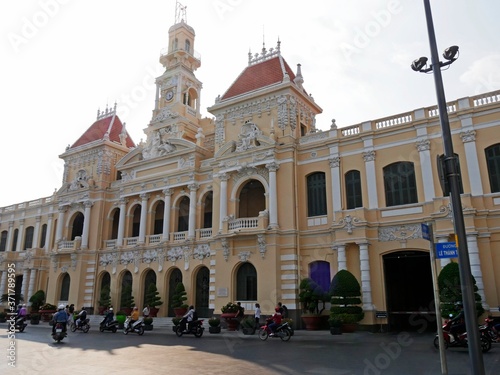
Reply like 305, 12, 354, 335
479, 316, 500, 343
70, 318, 90, 333
52, 322, 66, 343
99, 317, 119, 333
175, 319, 204, 338
123, 317, 145, 335
258, 320, 292, 342
14, 315, 27, 332
433, 317, 491, 353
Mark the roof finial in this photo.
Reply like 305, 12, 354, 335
175, 1, 187, 24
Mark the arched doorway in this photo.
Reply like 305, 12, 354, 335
71, 212, 84, 240
238, 180, 265, 218
168, 268, 182, 317
195, 267, 210, 317
383, 250, 435, 332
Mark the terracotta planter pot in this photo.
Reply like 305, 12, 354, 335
209, 326, 221, 333
221, 313, 239, 331
301, 315, 327, 330
149, 307, 159, 317
341, 323, 358, 333
173, 307, 187, 317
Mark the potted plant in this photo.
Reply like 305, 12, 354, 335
144, 283, 163, 317
240, 316, 256, 335
30, 312, 41, 325
29, 290, 45, 313
143, 316, 154, 330
208, 317, 221, 333
170, 282, 188, 317
330, 270, 365, 333
0, 311, 7, 323
221, 302, 243, 331
120, 285, 135, 315
328, 317, 343, 335
299, 278, 329, 330
172, 317, 182, 332
115, 310, 127, 328
39, 303, 57, 322
98, 285, 111, 315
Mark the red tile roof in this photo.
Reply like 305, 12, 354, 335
221, 56, 297, 100
70, 114, 135, 149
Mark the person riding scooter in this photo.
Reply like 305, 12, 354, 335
75, 307, 87, 328
129, 306, 140, 328
449, 302, 466, 342
268, 307, 282, 336
179, 305, 196, 332
52, 305, 68, 335
103, 307, 114, 326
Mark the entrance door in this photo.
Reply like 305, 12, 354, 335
383, 250, 436, 332
195, 267, 210, 317
168, 269, 182, 317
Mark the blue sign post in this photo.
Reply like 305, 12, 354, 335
421, 223, 430, 241
435, 242, 458, 259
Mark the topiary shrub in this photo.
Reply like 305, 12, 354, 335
120, 285, 135, 309
299, 278, 329, 314
437, 261, 484, 318
144, 283, 163, 308
170, 282, 188, 309
329, 270, 364, 325
98, 285, 111, 308
29, 290, 45, 312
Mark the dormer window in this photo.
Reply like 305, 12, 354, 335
185, 39, 191, 53
173, 38, 178, 51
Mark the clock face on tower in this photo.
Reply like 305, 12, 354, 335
165, 90, 174, 102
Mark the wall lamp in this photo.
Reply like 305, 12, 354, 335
411, 45, 459, 73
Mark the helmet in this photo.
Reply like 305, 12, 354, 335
455, 301, 463, 307
58, 304, 65, 310
109, 308, 113, 311
133, 306, 138, 310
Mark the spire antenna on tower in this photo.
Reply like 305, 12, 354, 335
175, 1, 187, 24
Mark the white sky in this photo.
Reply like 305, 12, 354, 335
1, 0, 499, 207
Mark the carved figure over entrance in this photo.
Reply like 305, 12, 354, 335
235, 122, 262, 152
142, 129, 178, 159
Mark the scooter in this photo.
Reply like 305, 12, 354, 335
175, 319, 204, 338
99, 317, 119, 333
70, 318, 90, 333
433, 317, 491, 353
479, 316, 500, 343
123, 317, 145, 335
14, 315, 27, 332
258, 320, 292, 342
52, 322, 66, 343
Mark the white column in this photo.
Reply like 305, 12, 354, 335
218, 173, 229, 233
45, 213, 54, 251
27, 269, 37, 305
162, 188, 173, 241
363, 150, 378, 209
138, 193, 150, 244
335, 244, 346, 271
467, 233, 486, 306
117, 198, 127, 247
81, 200, 93, 249
266, 162, 279, 228
359, 243, 374, 311
0, 271, 7, 295
329, 157, 342, 212
6, 221, 14, 252
16, 219, 25, 252
188, 183, 199, 240
55, 206, 67, 243
416, 139, 435, 201
33, 216, 41, 249
461, 130, 483, 196
154, 83, 160, 110
22, 268, 29, 304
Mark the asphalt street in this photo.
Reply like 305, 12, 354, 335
1, 322, 499, 374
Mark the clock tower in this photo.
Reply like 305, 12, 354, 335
148, 1, 203, 143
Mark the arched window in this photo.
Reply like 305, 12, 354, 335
178, 196, 190, 232
383, 162, 417, 207
185, 39, 191, 53
486, 144, 500, 193
121, 270, 133, 309
236, 263, 257, 301
143, 269, 157, 306
71, 212, 84, 240
239, 180, 265, 218
111, 209, 120, 239
202, 192, 213, 229
40, 224, 47, 248
0, 231, 7, 252
307, 172, 327, 217
132, 205, 141, 237
60, 273, 70, 301
345, 170, 362, 209
24, 226, 34, 250
309, 261, 331, 293
11, 229, 18, 252
153, 201, 164, 235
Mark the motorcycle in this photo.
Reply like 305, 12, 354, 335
52, 322, 66, 343
433, 317, 491, 353
99, 317, 119, 333
175, 319, 204, 338
123, 317, 145, 335
70, 318, 90, 333
479, 316, 500, 343
258, 320, 292, 342
14, 315, 27, 332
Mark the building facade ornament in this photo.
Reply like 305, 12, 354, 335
415, 139, 431, 152
378, 224, 422, 242
363, 150, 376, 162
329, 157, 340, 168
71, 253, 77, 270
238, 251, 251, 262
193, 244, 211, 260
338, 215, 359, 234
167, 246, 183, 262
143, 249, 158, 264
221, 238, 229, 262
257, 234, 266, 258
460, 129, 476, 143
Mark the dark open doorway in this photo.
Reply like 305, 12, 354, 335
383, 250, 436, 332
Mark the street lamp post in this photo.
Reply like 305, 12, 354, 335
412, 1, 485, 374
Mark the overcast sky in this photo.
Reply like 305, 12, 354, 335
1, 0, 499, 207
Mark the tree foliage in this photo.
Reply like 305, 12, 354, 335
145, 283, 163, 308
329, 270, 364, 324
299, 278, 329, 314
170, 282, 188, 309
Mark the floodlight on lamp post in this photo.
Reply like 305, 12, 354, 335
412, 1, 485, 374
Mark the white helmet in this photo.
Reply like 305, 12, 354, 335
109, 308, 113, 311
58, 304, 65, 310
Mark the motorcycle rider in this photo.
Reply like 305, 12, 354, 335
128, 306, 140, 329
103, 307, 114, 326
75, 307, 87, 328
52, 305, 68, 335
449, 301, 465, 342
268, 307, 282, 336
180, 305, 195, 332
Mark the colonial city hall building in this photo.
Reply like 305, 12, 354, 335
1, 14, 499, 330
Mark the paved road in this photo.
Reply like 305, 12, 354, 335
1, 323, 499, 374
